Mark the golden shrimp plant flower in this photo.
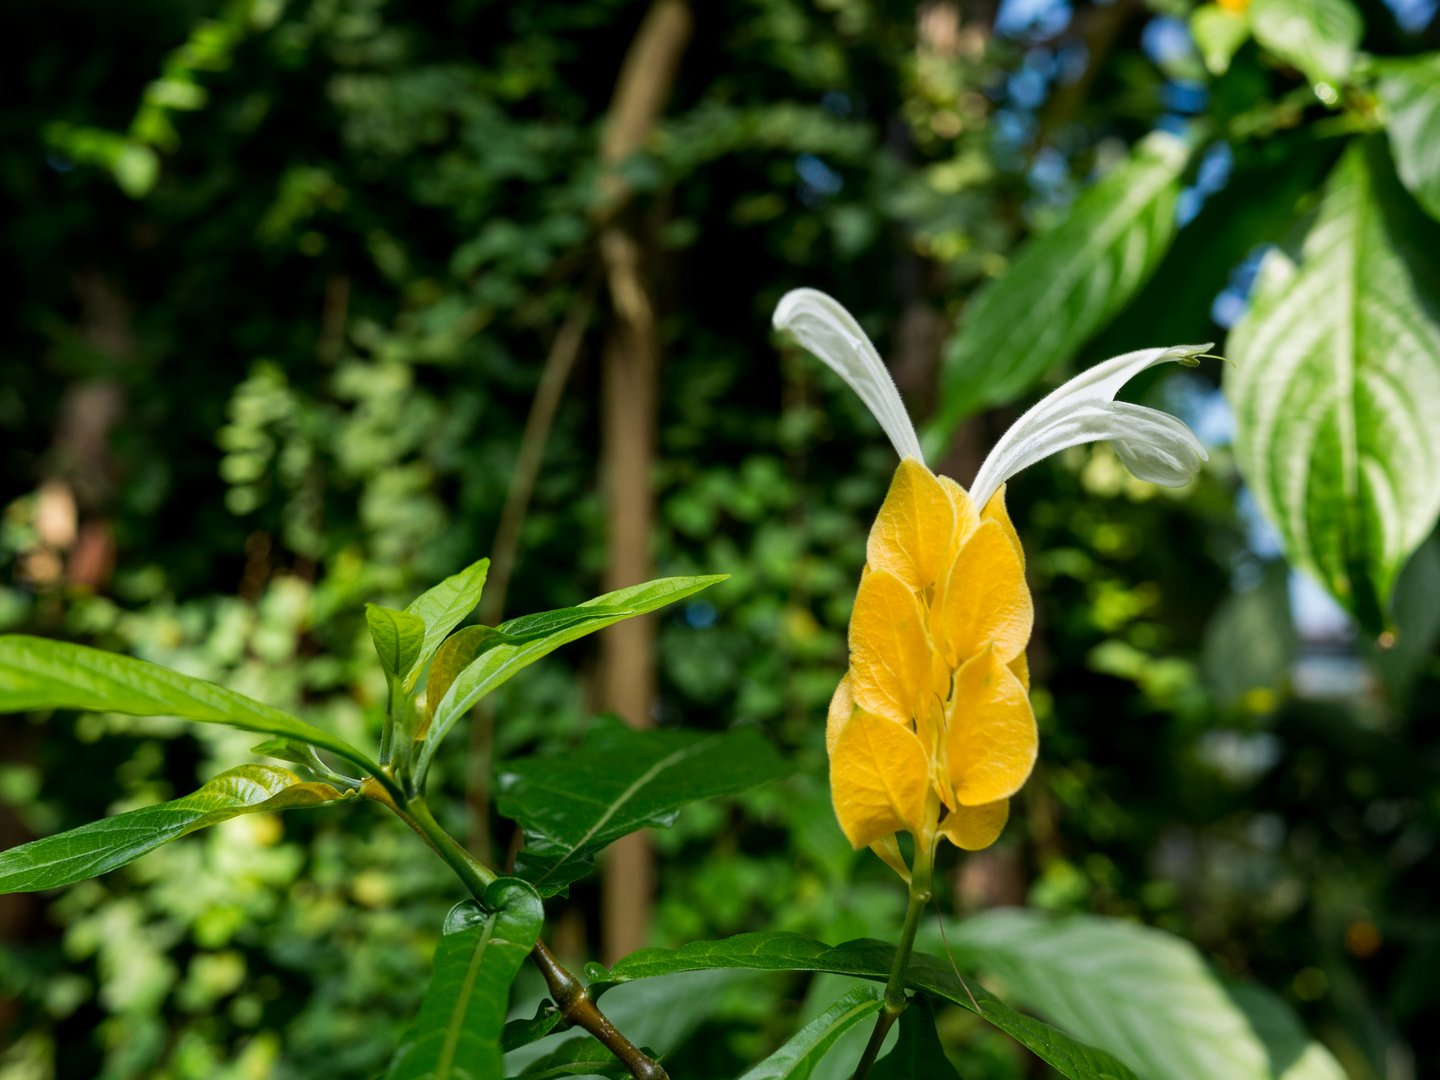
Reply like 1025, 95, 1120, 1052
774, 288, 1211, 875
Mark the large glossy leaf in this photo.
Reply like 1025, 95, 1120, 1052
1248, 0, 1362, 88
585, 932, 1141, 1080
928, 132, 1189, 447
0, 765, 344, 894
740, 986, 882, 1080
403, 557, 489, 691
948, 910, 1347, 1080
1374, 53, 1440, 222
1083, 136, 1339, 360
870, 995, 962, 1080
1225, 140, 1440, 631
415, 575, 727, 780
386, 880, 544, 1080
0, 635, 382, 776
496, 716, 791, 897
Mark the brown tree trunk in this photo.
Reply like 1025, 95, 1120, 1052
593, 0, 692, 965
466, 277, 598, 862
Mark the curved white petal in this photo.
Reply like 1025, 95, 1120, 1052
970, 344, 1211, 508
773, 288, 924, 462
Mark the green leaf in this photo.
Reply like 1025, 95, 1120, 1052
740, 986, 882, 1080
1191, 4, 1251, 76
501, 1001, 563, 1054
415, 575, 728, 780
419, 625, 506, 739
1226, 140, 1440, 631
517, 1037, 638, 1079
1248, 0, 1362, 88
947, 910, 1347, 1080
422, 606, 675, 737
0, 635, 382, 776
585, 932, 1141, 1080
1083, 136, 1340, 359
1202, 562, 1297, 711
366, 604, 427, 683
870, 995, 962, 1080
402, 557, 489, 690
928, 131, 1190, 446
1366, 532, 1440, 697
0, 765, 344, 894
1374, 53, 1440, 222
496, 717, 792, 897
386, 880, 544, 1080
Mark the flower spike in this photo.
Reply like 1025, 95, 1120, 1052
773, 288, 925, 462
776, 288, 1212, 871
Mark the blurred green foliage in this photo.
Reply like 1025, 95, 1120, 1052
1, 0, 1438, 1078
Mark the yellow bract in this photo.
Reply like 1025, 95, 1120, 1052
829, 457, 1036, 863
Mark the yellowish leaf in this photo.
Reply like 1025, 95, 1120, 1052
937, 798, 1009, 851
935, 519, 1032, 666
866, 458, 956, 593
981, 484, 1024, 565
827, 671, 854, 755
830, 709, 930, 848
850, 568, 931, 724
869, 834, 911, 881
937, 475, 981, 548
1009, 649, 1030, 692
946, 645, 1037, 805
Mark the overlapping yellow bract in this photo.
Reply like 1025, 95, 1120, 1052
829, 457, 1036, 863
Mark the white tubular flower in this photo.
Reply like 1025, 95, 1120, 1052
772, 288, 925, 462
773, 287, 1209, 502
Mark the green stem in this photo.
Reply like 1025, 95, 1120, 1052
851, 839, 934, 1080
405, 795, 498, 898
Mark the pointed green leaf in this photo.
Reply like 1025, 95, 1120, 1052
0, 765, 345, 894
1190, 4, 1251, 76
1249, 0, 1362, 88
928, 132, 1190, 447
501, 1001, 564, 1054
496, 717, 792, 897
870, 996, 962, 1080
1226, 140, 1440, 630
1083, 138, 1340, 359
366, 604, 427, 682
947, 910, 1347, 1080
740, 986, 882, 1080
517, 1037, 637, 1079
386, 879, 544, 1080
403, 558, 489, 690
1374, 52, 1440, 222
0, 635, 382, 776
585, 932, 1141, 1080
415, 575, 728, 780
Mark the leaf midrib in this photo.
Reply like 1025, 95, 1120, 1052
532, 737, 715, 887
435, 914, 496, 1080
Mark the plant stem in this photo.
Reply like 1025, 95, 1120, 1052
388, 792, 667, 1080
851, 839, 935, 1080
403, 795, 497, 896
530, 941, 669, 1080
